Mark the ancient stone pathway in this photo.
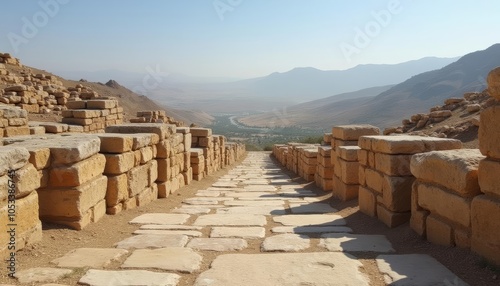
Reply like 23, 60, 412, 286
14, 152, 468, 285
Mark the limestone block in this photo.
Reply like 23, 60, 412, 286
365, 167, 384, 193
358, 166, 366, 186
376, 204, 410, 228
96, 134, 133, 153
339, 159, 359, 185
106, 174, 128, 207
411, 149, 483, 197
337, 146, 360, 162
332, 175, 359, 201
128, 163, 151, 197
66, 101, 86, 109
140, 146, 154, 164
382, 175, 414, 212
332, 124, 380, 140
358, 149, 368, 166
359, 186, 377, 217
471, 195, 500, 266
49, 136, 100, 166
4, 126, 30, 137
106, 123, 175, 140
157, 158, 170, 182
149, 160, 158, 185
478, 159, 500, 198
72, 110, 101, 119
417, 182, 471, 228
86, 100, 117, 109
13, 163, 40, 198
375, 153, 412, 176
103, 152, 135, 175
49, 154, 106, 187
27, 147, 50, 170
362, 135, 462, 154
158, 181, 172, 198
487, 67, 500, 100
0, 147, 29, 177
190, 127, 212, 137
92, 199, 106, 222
411, 210, 429, 237
479, 105, 500, 159
38, 175, 107, 222
426, 215, 454, 247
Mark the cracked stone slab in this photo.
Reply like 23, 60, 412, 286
51, 248, 128, 268
79, 269, 180, 286
187, 238, 248, 251
262, 234, 310, 252
273, 214, 346, 226
115, 234, 188, 249
272, 226, 353, 234
133, 229, 203, 237
320, 234, 395, 253
129, 213, 190, 225
194, 252, 369, 286
376, 254, 469, 286
216, 206, 287, 215
193, 214, 267, 226
224, 200, 284, 206
289, 203, 338, 214
122, 247, 202, 273
14, 268, 73, 284
140, 224, 202, 230
212, 182, 238, 188
210, 227, 266, 239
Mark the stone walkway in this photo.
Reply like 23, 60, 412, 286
14, 152, 469, 285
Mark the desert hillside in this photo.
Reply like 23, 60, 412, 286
0, 57, 214, 126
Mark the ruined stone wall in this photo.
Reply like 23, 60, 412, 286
331, 125, 379, 201
0, 147, 42, 257
358, 135, 462, 227
315, 145, 332, 191
0, 105, 29, 138
130, 110, 184, 126
62, 99, 124, 133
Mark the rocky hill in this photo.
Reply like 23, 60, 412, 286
0, 53, 214, 126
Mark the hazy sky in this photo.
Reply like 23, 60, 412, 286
0, 0, 499, 78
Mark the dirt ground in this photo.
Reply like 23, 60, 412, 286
0, 153, 498, 286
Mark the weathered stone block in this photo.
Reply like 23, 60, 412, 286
376, 204, 410, 228
332, 175, 358, 201
86, 100, 117, 109
4, 126, 30, 137
471, 195, 500, 266
106, 174, 128, 207
479, 159, 500, 199
487, 67, 500, 100
106, 123, 175, 140
411, 149, 483, 197
362, 135, 462, 154
365, 167, 384, 193
27, 147, 50, 170
49, 154, 106, 187
66, 100, 86, 109
49, 136, 100, 166
156, 159, 170, 182
382, 175, 414, 212
426, 215, 454, 247
375, 153, 412, 176
13, 163, 40, 198
190, 128, 212, 137
331, 124, 380, 140
417, 182, 471, 228
127, 163, 151, 197
104, 152, 135, 175
92, 199, 106, 222
411, 210, 429, 237
140, 146, 154, 164
359, 186, 377, 217
337, 146, 360, 162
38, 175, 107, 222
96, 134, 133, 153
339, 159, 359, 185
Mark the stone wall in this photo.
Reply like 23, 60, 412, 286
358, 135, 462, 227
0, 105, 30, 138
130, 110, 184, 126
297, 146, 319, 182
62, 99, 124, 133
0, 146, 42, 257
331, 125, 379, 201
315, 145, 333, 191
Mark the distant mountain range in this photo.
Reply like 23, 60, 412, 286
55, 57, 458, 113
240, 44, 500, 130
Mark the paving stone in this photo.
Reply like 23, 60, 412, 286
210, 227, 266, 238
129, 213, 190, 225
212, 182, 238, 188
289, 203, 338, 214
172, 207, 212, 214
193, 214, 267, 226
79, 269, 180, 286
134, 229, 203, 237
320, 234, 395, 253
194, 252, 369, 286
187, 238, 248, 251
216, 206, 287, 215
196, 191, 221, 197
262, 234, 310, 252
376, 254, 469, 286
14, 268, 73, 284
273, 214, 346, 226
139, 224, 202, 230
243, 185, 276, 192
272, 226, 353, 234
51, 248, 128, 268
115, 234, 188, 249
121, 247, 202, 273
224, 200, 284, 206
224, 192, 279, 199
183, 198, 220, 205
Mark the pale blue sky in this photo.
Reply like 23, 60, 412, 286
0, 0, 499, 78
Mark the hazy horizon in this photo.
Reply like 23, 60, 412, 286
1, 1, 499, 78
